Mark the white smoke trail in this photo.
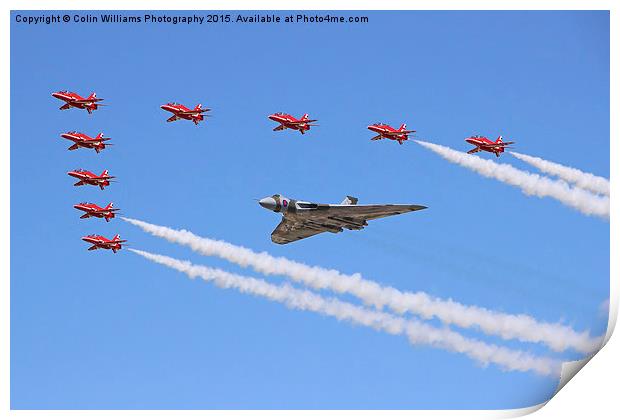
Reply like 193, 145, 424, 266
130, 248, 563, 377
415, 141, 609, 219
122, 217, 603, 354
510, 152, 610, 197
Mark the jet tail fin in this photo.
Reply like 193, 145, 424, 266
101, 169, 109, 177
399, 123, 407, 131
301, 113, 309, 121
496, 135, 504, 143
106, 202, 114, 210
195, 103, 202, 111
87, 92, 97, 100
340, 196, 359, 205
112, 234, 121, 241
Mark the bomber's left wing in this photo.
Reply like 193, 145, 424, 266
271, 218, 324, 244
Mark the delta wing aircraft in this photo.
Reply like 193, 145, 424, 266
258, 194, 426, 244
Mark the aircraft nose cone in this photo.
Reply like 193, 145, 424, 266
259, 197, 277, 211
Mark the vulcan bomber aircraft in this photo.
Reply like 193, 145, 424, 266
258, 194, 427, 244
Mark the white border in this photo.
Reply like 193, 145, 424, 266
2, 1, 616, 419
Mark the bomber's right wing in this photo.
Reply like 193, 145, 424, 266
271, 218, 324, 245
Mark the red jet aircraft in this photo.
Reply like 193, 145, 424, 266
74, 202, 120, 222
465, 135, 515, 157
51, 90, 105, 114
268, 112, 318, 134
67, 169, 114, 190
160, 102, 211, 125
61, 131, 112, 154
367, 123, 416, 145
81, 234, 126, 253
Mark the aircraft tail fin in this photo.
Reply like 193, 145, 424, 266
87, 92, 97, 100
496, 135, 504, 143
96, 132, 104, 139
301, 113, 309, 121
341, 195, 359, 205
101, 169, 109, 177
112, 234, 121, 241
106, 202, 114, 210
399, 123, 407, 131
195, 103, 202, 111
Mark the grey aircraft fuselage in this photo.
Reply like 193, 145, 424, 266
258, 194, 427, 244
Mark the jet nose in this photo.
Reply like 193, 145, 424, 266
258, 196, 277, 211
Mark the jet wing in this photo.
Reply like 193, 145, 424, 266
288, 120, 318, 125
484, 142, 515, 149
88, 209, 119, 215
325, 204, 427, 221
178, 109, 210, 115
271, 204, 426, 244
271, 218, 324, 244
73, 98, 103, 104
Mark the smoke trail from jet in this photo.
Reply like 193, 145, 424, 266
130, 248, 563, 377
510, 152, 610, 197
415, 141, 609, 219
122, 217, 603, 354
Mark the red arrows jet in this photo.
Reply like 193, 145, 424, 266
61, 131, 112, 154
81, 234, 126, 253
51, 90, 105, 114
465, 135, 515, 157
160, 102, 211, 125
268, 112, 318, 134
367, 123, 416, 145
67, 169, 114, 190
74, 202, 120, 222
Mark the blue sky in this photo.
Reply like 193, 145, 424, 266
10, 10, 609, 409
